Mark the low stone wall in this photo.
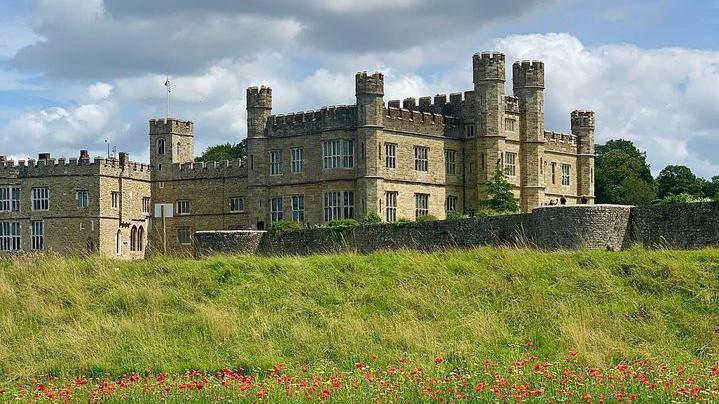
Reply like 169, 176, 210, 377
193, 202, 719, 257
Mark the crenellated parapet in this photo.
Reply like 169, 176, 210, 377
355, 72, 384, 96
0, 156, 151, 180
571, 110, 595, 130
149, 118, 193, 135
266, 105, 357, 137
386, 91, 472, 118
247, 86, 272, 109
384, 107, 462, 137
473, 52, 505, 83
543, 131, 578, 153
512, 60, 545, 89
167, 159, 247, 180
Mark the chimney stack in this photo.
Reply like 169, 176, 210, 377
79, 150, 90, 160
119, 152, 129, 166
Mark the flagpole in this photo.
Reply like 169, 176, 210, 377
165, 76, 170, 120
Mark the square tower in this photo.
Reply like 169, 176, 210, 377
149, 118, 195, 176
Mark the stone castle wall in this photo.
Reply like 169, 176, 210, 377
194, 203, 719, 257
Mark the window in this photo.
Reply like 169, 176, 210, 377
504, 118, 515, 131
157, 138, 165, 155
504, 152, 517, 177
562, 164, 571, 186
415, 193, 429, 218
385, 192, 397, 223
269, 150, 282, 175
291, 195, 305, 222
76, 190, 89, 208
176, 199, 191, 215
137, 226, 144, 251
142, 197, 151, 214
31, 187, 49, 211
229, 197, 244, 213
27, 220, 40, 247
445, 150, 456, 175
177, 227, 192, 245
0, 221, 21, 251
446, 195, 458, 212
480, 153, 486, 171
271, 197, 283, 222
323, 191, 354, 221
130, 226, 137, 251
551, 162, 557, 184
322, 139, 354, 169
0, 186, 20, 212
176, 142, 181, 155
290, 148, 304, 174
466, 124, 475, 138
116, 230, 122, 255
111, 191, 120, 209
414, 146, 428, 171
385, 143, 396, 168
540, 158, 544, 175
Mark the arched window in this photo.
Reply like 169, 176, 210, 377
157, 138, 166, 155
115, 230, 122, 256
137, 226, 144, 251
130, 226, 137, 251
176, 142, 181, 155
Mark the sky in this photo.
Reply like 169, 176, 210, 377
0, 0, 718, 177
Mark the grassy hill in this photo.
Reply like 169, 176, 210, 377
1, 247, 718, 380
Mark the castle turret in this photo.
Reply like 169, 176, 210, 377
149, 118, 194, 179
473, 52, 507, 204
246, 86, 272, 139
356, 72, 385, 219
513, 60, 546, 211
572, 110, 595, 201
245, 86, 273, 229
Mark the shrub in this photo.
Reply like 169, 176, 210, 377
271, 220, 302, 233
362, 212, 381, 224
656, 193, 712, 205
445, 211, 463, 221
416, 214, 438, 222
327, 218, 359, 227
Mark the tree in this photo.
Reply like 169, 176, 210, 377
196, 139, 247, 162
595, 139, 656, 205
656, 165, 700, 199
482, 168, 519, 214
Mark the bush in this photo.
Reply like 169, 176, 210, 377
445, 211, 463, 221
271, 220, 302, 233
655, 193, 712, 205
362, 212, 381, 224
416, 214, 438, 222
327, 218, 359, 228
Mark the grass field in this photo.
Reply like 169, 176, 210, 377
1, 247, 718, 401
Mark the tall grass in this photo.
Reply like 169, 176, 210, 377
0, 247, 718, 379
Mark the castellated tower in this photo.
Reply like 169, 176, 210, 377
572, 110, 596, 200
355, 72, 385, 218
149, 118, 194, 180
513, 60, 546, 211
245, 86, 272, 229
473, 52, 506, 200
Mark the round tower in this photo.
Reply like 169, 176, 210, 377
246, 86, 272, 138
355, 72, 384, 127
572, 110, 596, 202
355, 71, 385, 220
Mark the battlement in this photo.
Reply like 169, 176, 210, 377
149, 118, 194, 135
247, 86, 272, 109
0, 155, 151, 179
167, 159, 247, 180
384, 107, 462, 137
355, 71, 384, 95
386, 91, 469, 117
505, 96, 520, 113
571, 110, 595, 129
544, 130, 579, 154
266, 105, 357, 137
473, 51, 505, 82
512, 60, 545, 89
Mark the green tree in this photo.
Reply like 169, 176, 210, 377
482, 168, 519, 214
656, 165, 700, 199
196, 139, 247, 162
595, 139, 656, 205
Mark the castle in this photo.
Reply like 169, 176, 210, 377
0, 51, 594, 258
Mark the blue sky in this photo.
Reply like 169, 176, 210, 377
0, 0, 718, 178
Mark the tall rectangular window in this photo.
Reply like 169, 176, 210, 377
270, 150, 282, 175
446, 195, 458, 212
0, 186, 20, 212
229, 196, 244, 213
322, 140, 354, 169
271, 197, 283, 222
445, 150, 456, 175
291, 195, 305, 222
562, 164, 571, 186
323, 191, 354, 221
290, 148, 304, 174
466, 125, 475, 138
76, 190, 89, 208
176, 199, 191, 215
504, 152, 517, 177
385, 192, 397, 223
414, 146, 428, 171
415, 193, 429, 218
504, 118, 515, 131
385, 143, 396, 168
0, 221, 21, 251
31, 221, 43, 251
111, 191, 120, 209
31, 187, 49, 211
177, 227, 192, 245
551, 162, 557, 184
142, 197, 151, 214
